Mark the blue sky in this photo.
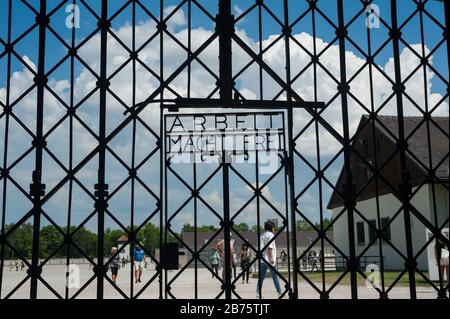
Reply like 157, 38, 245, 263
1, 0, 448, 88
0, 0, 449, 234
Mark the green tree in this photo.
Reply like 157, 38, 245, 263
296, 219, 314, 231
141, 223, 160, 254
4, 223, 33, 259
234, 222, 250, 232
181, 223, 194, 233
198, 225, 218, 232
40, 225, 64, 258
319, 218, 333, 231
71, 226, 97, 258
181, 224, 218, 233
104, 228, 126, 255
251, 225, 262, 233
296, 218, 333, 231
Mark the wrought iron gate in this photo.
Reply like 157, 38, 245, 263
0, 0, 449, 299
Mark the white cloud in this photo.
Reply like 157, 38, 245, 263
164, 5, 187, 29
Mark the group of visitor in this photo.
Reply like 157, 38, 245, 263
210, 221, 283, 298
8, 260, 25, 272
109, 245, 146, 284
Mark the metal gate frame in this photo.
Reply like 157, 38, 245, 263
0, 0, 449, 299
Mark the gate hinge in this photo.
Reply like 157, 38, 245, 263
29, 170, 46, 197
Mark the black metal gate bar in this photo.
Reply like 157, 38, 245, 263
0, 0, 12, 299
217, 0, 233, 300
95, 0, 109, 299
417, 0, 444, 299
390, 0, 416, 300
0, 0, 12, 300
187, 0, 198, 301
443, 0, 450, 299
311, 1, 326, 300
255, 0, 263, 301
29, 0, 47, 300
64, 0, 78, 301
336, 0, 358, 300
364, 4, 387, 298
282, 0, 299, 299
160, 0, 166, 301
130, 0, 136, 299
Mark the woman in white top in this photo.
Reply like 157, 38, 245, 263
256, 221, 282, 299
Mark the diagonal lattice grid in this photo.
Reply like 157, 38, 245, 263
0, 0, 448, 299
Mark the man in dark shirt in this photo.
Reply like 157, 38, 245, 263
110, 247, 120, 284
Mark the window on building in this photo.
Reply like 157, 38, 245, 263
381, 217, 391, 242
356, 222, 365, 245
368, 219, 377, 243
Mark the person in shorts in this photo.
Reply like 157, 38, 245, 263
216, 233, 235, 281
133, 245, 145, 283
109, 247, 120, 284
435, 232, 449, 286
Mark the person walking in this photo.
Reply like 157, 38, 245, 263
216, 233, 235, 281
239, 244, 251, 284
109, 247, 120, 284
307, 250, 312, 270
301, 251, 308, 270
435, 234, 449, 287
133, 245, 145, 283
8, 261, 13, 272
256, 221, 282, 299
311, 250, 318, 272
280, 250, 288, 268
210, 248, 220, 278
232, 251, 238, 279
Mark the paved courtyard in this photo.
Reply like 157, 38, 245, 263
1, 264, 442, 299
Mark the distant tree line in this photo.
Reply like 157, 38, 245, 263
296, 218, 333, 231
180, 218, 333, 234
2, 219, 333, 260
181, 222, 258, 233
2, 223, 173, 260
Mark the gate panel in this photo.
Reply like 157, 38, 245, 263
163, 110, 293, 299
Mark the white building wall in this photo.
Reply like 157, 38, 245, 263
117, 242, 130, 261
332, 185, 441, 271
429, 184, 449, 227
